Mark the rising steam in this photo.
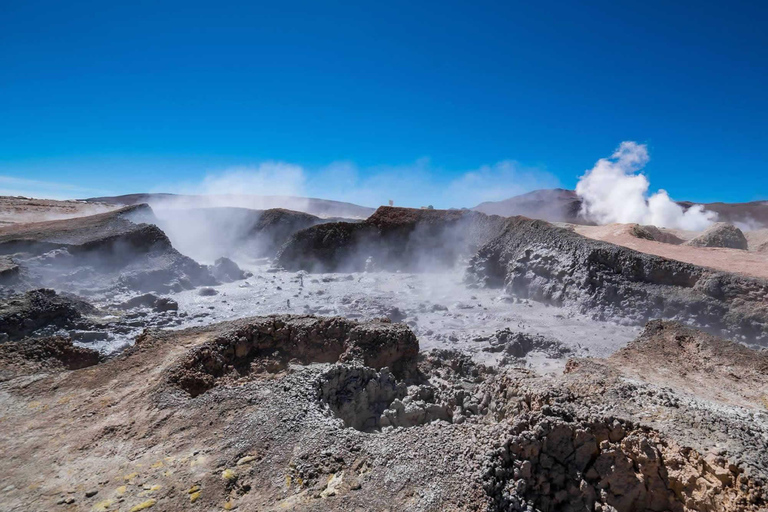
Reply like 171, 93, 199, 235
576, 142, 717, 230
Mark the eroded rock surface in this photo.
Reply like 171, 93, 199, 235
466, 216, 768, 344
685, 222, 749, 250
277, 206, 509, 272
0, 288, 97, 341
165, 315, 419, 397
0, 317, 764, 511
0, 336, 100, 381
0, 205, 217, 294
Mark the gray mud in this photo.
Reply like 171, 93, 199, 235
167, 262, 640, 370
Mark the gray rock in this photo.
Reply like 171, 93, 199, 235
685, 222, 749, 250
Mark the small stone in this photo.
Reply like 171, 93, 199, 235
129, 499, 156, 511
85, 489, 99, 498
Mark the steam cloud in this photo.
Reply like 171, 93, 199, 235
576, 142, 717, 230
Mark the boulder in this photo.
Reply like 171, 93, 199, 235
685, 222, 748, 250
211, 257, 247, 282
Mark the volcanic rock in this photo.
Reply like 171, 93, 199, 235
0, 205, 217, 293
118, 293, 179, 313
0, 255, 20, 284
0, 336, 100, 380
0, 289, 97, 341
466, 216, 768, 343
166, 315, 419, 397
482, 330, 571, 360
211, 257, 247, 282
685, 222, 749, 249
277, 206, 508, 272
1, 317, 765, 511
629, 224, 685, 244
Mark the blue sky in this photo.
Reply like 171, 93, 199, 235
1, 0, 766, 207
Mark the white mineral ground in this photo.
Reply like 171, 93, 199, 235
116, 260, 641, 372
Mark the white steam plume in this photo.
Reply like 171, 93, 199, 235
576, 142, 717, 230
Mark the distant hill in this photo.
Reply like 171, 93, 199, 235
84, 193, 376, 219
473, 189, 768, 227
472, 189, 585, 223
676, 200, 768, 228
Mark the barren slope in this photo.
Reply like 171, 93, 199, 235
0, 317, 765, 511
574, 223, 768, 280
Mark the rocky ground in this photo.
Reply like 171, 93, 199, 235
0, 198, 767, 511
0, 197, 118, 227
0, 317, 765, 511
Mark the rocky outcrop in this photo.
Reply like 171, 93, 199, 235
249, 208, 332, 256
466, 216, 768, 343
608, 320, 768, 409
117, 293, 179, 313
277, 206, 509, 272
153, 206, 333, 261
685, 222, 749, 250
166, 315, 419, 397
211, 256, 248, 281
482, 330, 571, 360
0, 336, 100, 380
484, 412, 765, 512
629, 224, 685, 244
0, 255, 20, 284
0, 205, 217, 293
0, 289, 97, 342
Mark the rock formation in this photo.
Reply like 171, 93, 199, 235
685, 222, 749, 250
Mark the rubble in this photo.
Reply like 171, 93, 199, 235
0, 317, 765, 511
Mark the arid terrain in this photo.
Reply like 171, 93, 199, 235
0, 195, 766, 512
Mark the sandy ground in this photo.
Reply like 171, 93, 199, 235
573, 223, 768, 280
0, 196, 117, 227
746, 229, 768, 252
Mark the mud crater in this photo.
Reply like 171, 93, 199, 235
166, 315, 419, 397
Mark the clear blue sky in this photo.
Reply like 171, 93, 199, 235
1, 0, 766, 206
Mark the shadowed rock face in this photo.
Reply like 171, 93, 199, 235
466, 216, 768, 343
277, 206, 509, 272
152, 206, 339, 261
629, 224, 685, 245
0, 289, 97, 342
0, 205, 216, 294
251, 208, 336, 256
